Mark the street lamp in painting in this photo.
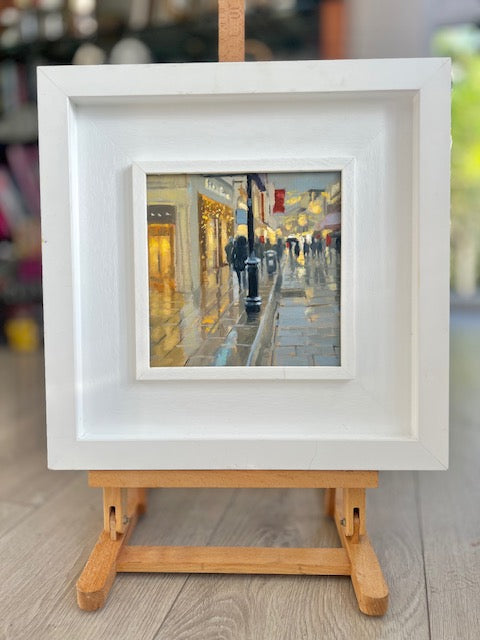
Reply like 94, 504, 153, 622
245, 173, 266, 313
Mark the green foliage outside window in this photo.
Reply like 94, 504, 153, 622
433, 25, 480, 294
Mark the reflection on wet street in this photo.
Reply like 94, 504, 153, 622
149, 264, 275, 366
266, 248, 340, 366
150, 247, 341, 367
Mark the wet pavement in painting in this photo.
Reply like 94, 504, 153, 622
149, 248, 340, 367
149, 263, 278, 367
268, 249, 340, 366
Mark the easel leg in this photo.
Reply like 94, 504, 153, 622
324, 487, 336, 517
133, 488, 148, 515
333, 488, 389, 616
76, 488, 144, 611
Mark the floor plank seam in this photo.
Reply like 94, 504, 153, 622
414, 471, 432, 640
0, 473, 89, 541
152, 489, 239, 640
0, 504, 35, 541
150, 576, 191, 640
203, 489, 241, 546
9, 470, 83, 509
150, 488, 239, 637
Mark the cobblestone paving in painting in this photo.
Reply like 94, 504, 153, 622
270, 250, 340, 366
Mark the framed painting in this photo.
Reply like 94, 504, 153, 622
38, 58, 450, 470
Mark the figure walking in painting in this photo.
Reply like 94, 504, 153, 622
303, 237, 310, 259
325, 233, 332, 264
317, 236, 324, 260
254, 237, 264, 264
225, 237, 234, 268
275, 237, 284, 261
232, 235, 248, 289
294, 239, 300, 258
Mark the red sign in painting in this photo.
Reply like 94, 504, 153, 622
273, 189, 285, 213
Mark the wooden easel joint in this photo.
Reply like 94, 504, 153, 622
341, 487, 367, 538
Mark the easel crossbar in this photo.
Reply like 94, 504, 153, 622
116, 545, 351, 575
88, 470, 379, 489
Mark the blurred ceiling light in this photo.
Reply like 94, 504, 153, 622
110, 37, 152, 64
129, 0, 150, 31
73, 42, 106, 65
38, 0, 64, 9
0, 7, 20, 28
43, 12, 64, 40
69, 0, 95, 16
73, 14, 97, 36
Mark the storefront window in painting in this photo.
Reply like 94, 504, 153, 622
146, 172, 341, 367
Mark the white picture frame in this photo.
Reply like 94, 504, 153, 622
38, 59, 450, 471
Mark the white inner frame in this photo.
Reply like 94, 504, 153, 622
38, 59, 450, 470
133, 159, 355, 381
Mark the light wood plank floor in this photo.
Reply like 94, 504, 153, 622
0, 307, 479, 639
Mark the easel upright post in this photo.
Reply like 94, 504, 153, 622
218, 0, 245, 62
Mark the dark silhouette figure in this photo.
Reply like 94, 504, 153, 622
275, 237, 284, 260
232, 235, 248, 288
254, 238, 264, 262
224, 238, 234, 266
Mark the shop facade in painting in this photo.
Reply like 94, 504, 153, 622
147, 172, 342, 368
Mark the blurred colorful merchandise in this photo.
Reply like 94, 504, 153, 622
4, 314, 39, 352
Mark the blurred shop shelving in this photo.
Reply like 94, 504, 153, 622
0, 0, 341, 349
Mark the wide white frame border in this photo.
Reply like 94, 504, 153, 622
38, 59, 450, 470
133, 158, 355, 381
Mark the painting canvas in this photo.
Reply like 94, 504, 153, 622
147, 171, 342, 368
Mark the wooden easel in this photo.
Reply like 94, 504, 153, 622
76, 1, 389, 617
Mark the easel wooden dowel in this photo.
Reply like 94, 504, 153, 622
76, 1, 389, 617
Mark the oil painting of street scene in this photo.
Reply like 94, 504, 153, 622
147, 171, 341, 367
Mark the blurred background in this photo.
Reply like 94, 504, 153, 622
0, 3, 479, 634
0, 0, 478, 352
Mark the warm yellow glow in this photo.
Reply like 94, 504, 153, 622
267, 229, 277, 243
307, 200, 322, 214
148, 224, 175, 291
297, 213, 308, 227
286, 194, 301, 205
